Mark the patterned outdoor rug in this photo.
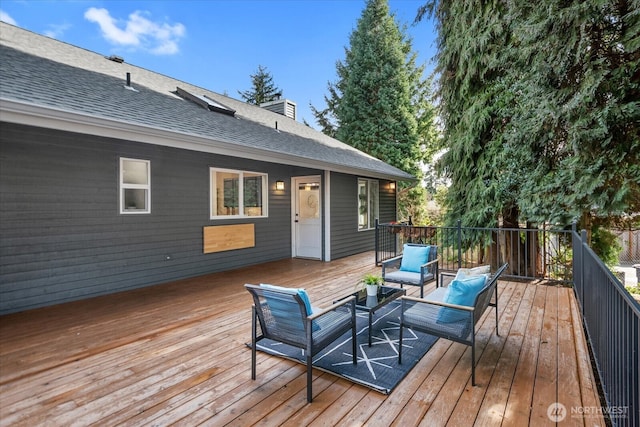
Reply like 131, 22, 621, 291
251, 300, 438, 394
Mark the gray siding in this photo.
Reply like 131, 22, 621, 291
379, 181, 397, 223
0, 123, 301, 314
329, 172, 396, 260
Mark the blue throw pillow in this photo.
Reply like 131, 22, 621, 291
399, 245, 430, 273
437, 275, 487, 323
260, 284, 313, 316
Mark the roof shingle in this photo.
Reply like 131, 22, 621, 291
0, 23, 413, 181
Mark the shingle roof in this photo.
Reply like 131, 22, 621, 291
0, 23, 413, 181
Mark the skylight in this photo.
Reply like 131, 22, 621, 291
176, 87, 236, 116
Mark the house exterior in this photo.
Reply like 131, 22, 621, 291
0, 23, 413, 314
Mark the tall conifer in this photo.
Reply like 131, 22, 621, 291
425, 0, 639, 233
238, 65, 282, 105
313, 0, 438, 223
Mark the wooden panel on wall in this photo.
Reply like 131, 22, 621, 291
203, 224, 255, 253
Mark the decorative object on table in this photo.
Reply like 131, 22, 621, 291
251, 299, 438, 394
360, 273, 384, 296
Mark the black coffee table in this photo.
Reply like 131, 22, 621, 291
336, 286, 406, 346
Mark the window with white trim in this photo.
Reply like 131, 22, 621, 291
120, 158, 150, 214
210, 168, 268, 218
358, 178, 379, 230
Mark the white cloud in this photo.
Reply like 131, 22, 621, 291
84, 7, 185, 55
0, 10, 17, 26
44, 23, 72, 39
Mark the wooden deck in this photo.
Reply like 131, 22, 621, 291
0, 252, 605, 426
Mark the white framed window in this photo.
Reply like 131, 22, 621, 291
210, 168, 268, 219
358, 178, 379, 230
120, 158, 150, 214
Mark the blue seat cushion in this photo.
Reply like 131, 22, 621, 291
437, 275, 487, 323
399, 245, 430, 273
260, 284, 313, 316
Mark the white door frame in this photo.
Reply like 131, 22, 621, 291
291, 175, 322, 259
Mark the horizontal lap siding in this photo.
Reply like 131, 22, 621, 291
0, 123, 292, 314
379, 182, 396, 224
329, 172, 396, 260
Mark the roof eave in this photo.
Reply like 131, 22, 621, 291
0, 98, 414, 181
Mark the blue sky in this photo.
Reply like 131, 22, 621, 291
0, 1, 437, 126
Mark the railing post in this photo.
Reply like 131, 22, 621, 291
375, 219, 380, 266
457, 220, 462, 269
572, 221, 583, 313
580, 228, 588, 314
394, 223, 398, 257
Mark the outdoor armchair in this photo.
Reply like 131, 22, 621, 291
398, 263, 508, 385
245, 283, 357, 403
381, 244, 438, 297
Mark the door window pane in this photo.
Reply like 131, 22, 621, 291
299, 182, 320, 219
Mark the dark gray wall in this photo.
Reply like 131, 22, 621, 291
0, 123, 305, 314
330, 172, 396, 260
379, 181, 397, 224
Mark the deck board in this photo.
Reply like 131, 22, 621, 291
474, 279, 534, 426
557, 286, 586, 426
502, 284, 547, 426
530, 285, 559, 426
570, 289, 604, 423
0, 252, 604, 426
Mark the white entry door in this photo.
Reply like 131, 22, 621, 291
293, 176, 322, 259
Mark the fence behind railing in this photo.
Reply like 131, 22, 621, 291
573, 226, 640, 427
613, 228, 640, 265
375, 220, 573, 282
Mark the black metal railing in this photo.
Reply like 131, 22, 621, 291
375, 220, 573, 282
376, 220, 639, 424
573, 225, 640, 426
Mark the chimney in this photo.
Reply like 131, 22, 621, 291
259, 99, 297, 121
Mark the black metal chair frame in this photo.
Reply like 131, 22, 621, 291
398, 263, 508, 385
381, 243, 439, 298
245, 284, 357, 403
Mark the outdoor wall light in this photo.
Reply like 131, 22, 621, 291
276, 180, 285, 191
389, 182, 396, 190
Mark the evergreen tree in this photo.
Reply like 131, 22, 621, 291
313, 0, 439, 224
238, 65, 282, 105
336, 0, 420, 175
423, 0, 639, 231
309, 80, 340, 138
422, 0, 513, 229
505, 0, 640, 230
